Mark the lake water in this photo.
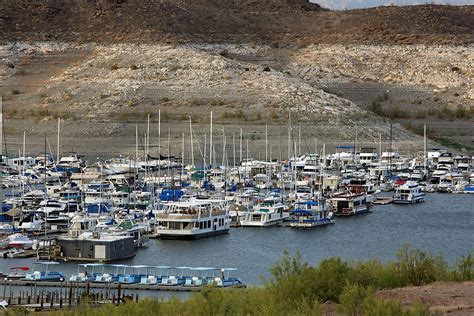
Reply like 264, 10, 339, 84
312, 0, 471, 10
1, 193, 472, 294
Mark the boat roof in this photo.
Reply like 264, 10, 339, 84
33, 262, 60, 265
155, 265, 172, 269
79, 263, 104, 267
130, 265, 149, 269
191, 267, 216, 271
221, 268, 238, 271
109, 264, 128, 268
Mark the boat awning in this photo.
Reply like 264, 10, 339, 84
33, 262, 60, 265
79, 263, 104, 267
10, 267, 29, 271
130, 265, 149, 269
6, 208, 22, 217
191, 267, 216, 271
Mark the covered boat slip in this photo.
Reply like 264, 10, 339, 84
1, 263, 245, 292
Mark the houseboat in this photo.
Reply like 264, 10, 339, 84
393, 181, 425, 204
240, 196, 288, 227
289, 199, 335, 228
329, 192, 370, 216
154, 200, 229, 239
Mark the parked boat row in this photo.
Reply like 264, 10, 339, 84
1, 262, 243, 288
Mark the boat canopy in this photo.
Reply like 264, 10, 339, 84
10, 267, 29, 271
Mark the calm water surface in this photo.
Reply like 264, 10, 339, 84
2, 193, 472, 290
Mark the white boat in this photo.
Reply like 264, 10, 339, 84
290, 199, 334, 228
154, 200, 229, 239
329, 192, 370, 216
7, 234, 36, 249
393, 181, 425, 204
240, 196, 288, 227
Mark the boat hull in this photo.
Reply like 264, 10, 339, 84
155, 229, 229, 240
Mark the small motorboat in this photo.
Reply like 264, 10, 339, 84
24, 262, 65, 282
7, 234, 36, 249
70, 263, 104, 282
7, 267, 29, 280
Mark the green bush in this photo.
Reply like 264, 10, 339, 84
452, 253, 474, 281
396, 243, 449, 286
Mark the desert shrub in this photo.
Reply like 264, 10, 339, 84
210, 99, 225, 107
130, 64, 139, 70
15, 68, 26, 75
396, 243, 449, 286
109, 64, 120, 70
414, 110, 427, 119
190, 99, 202, 107
368, 101, 383, 116
455, 105, 471, 119
338, 284, 375, 316
159, 96, 170, 103
11, 89, 20, 95
220, 110, 245, 120
270, 109, 279, 121
451, 253, 474, 281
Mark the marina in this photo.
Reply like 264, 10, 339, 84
0, 113, 473, 304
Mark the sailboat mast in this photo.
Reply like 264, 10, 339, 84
189, 116, 194, 167
239, 128, 242, 164
146, 114, 150, 158
232, 134, 236, 168
57, 118, 60, 163
209, 111, 213, 169
424, 123, 427, 174
265, 124, 268, 162
22, 130, 26, 196
135, 125, 138, 162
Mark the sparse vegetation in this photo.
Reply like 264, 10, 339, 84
130, 64, 139, 70
220, 109, 245, 120
11, 89, 20, 95
109, 64, 120, 71
15, 68, 26, 75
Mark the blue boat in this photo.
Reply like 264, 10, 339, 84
290, 199, 335, 228
70, 263, 104, 282
219, 268, 244, 287
118, 265, 148, 284
24, 262, 65, 282
92, 264, 127, 283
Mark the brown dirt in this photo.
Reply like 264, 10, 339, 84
377, 281, 474, 315
1, 1, 472, 45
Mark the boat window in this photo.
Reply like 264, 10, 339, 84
208, 220, 211, 228
121, 242, 124, 249
199, 222, 203, 229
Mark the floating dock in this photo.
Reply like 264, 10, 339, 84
373, 197, 393, 205
0, 279, 246, 292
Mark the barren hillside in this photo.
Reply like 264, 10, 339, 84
0, 1, 473, 157
1, 1, 472, 45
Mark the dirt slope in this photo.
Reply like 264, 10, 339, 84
1, 1, 472, 45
